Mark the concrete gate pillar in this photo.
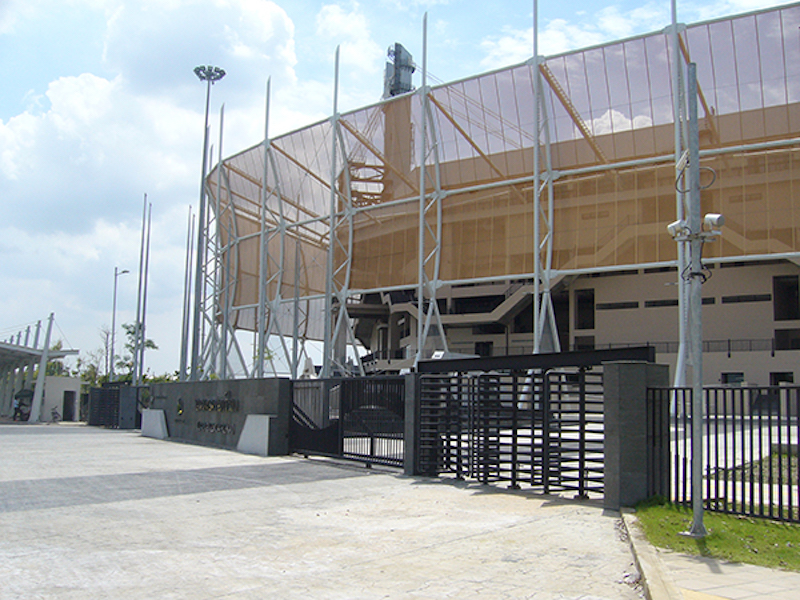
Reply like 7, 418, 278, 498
604, 361, 670, 510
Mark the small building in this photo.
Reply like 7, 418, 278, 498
41, 376, 82, 422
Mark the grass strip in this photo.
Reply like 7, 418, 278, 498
635, 496, 800, 572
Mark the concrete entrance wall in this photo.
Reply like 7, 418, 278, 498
149, 379, 292, 455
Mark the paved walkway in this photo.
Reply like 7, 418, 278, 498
656, 550, 800, 600
0, 424, 641, 600
4, 424, 799, 600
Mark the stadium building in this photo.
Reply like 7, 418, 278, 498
189, 2, 800, 387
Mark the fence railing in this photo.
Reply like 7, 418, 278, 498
648, 386, 800, 523
446, 338, 779, 357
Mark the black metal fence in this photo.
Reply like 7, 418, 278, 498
648, 386, 800, 523
87, 385, 142, 429
419, 368, 604, 496
290, 377, 405, 467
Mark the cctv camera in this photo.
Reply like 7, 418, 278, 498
667, 219, 687, 237
704, 213, 725, 229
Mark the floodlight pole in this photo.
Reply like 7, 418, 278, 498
110, 266, 130, 381
191, 65, 225, 381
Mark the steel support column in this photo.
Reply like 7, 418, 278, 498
322, 47, 364, 377
532, 1, 559, 355
256, 78, 294, 378
414, 13, 449, 367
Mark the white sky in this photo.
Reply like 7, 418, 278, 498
0, 0, 790, 377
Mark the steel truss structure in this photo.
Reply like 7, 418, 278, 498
187, 3, 800, 380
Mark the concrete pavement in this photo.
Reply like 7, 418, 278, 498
4, 423, 799, 600
1, 424, 642, 600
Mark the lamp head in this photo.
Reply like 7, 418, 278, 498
194, 65, 226, 84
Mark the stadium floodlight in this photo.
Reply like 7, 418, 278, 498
194, 65, 226, 84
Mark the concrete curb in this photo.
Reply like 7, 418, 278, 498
621, 509, 683, 600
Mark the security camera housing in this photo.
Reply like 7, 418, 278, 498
704, 213, 725, 229
667, 219, 687, 237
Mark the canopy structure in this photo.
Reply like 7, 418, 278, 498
191, 3, 800, 379
0, 314, 78, 421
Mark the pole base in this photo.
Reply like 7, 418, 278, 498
679, 527, 708, 539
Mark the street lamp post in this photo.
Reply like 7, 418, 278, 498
190, 65, 226, 381
110, 266, 130, 381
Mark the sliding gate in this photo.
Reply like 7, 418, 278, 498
290, 377, 405, 467
418, 369, 605, 496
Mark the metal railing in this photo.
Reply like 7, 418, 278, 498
446, 338, 781, 357
648, 386, 800, 522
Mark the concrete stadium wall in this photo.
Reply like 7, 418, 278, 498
149, 379, 292, 455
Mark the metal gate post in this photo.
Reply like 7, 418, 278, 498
578, 367, 587, 499
542, 371, 551, 494
510, 374, 520, 489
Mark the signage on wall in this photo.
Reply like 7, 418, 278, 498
192, 391, 240, 436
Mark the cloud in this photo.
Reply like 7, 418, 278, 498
0, 0, 42, 35
688, 0, 790, 21
315, 3, 383, 77
0, 0, 313, 374
102, 0, 297, 105
0, 72, 201, 233
478, 2, 673, 70
589, 108, 653, 136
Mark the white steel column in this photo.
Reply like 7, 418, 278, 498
215, 138, 250, 379
24, 320, 41, 392
414, 13, 449, 366
537, 55, 559, 353
322, 48, 341, 379
259, 79, 293, 377
686, 63, 707, 537
531, 0, 558, 354
132, 195, 147, 384
29, 313, 54, 423
257, 81, 270, 378
217, 104, 229, 379
321, 48, 365, 377
179, 208, 194, 381
136, 202, 152, 385
671, 0, 689, 388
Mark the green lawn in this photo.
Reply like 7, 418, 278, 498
714, 453, 798, 486
635, 497, 800, 571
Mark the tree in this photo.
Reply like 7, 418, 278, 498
44, 340, 68, 376
116, 322, 158, 380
